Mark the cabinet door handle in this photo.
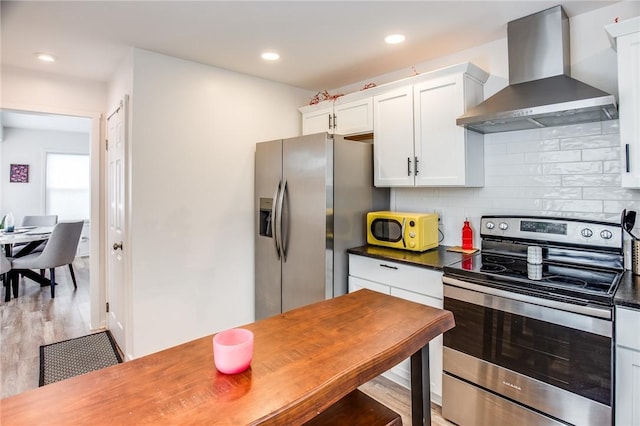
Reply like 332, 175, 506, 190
407, 157, 412, 176
328, 114, 332, 130
333, 113, 337, 130
414, 156, 419, 175
626, 144, 630, 173
379, 264, 398, 270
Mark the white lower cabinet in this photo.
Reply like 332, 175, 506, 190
348, 254, 444, 405
616, 306, 640, 425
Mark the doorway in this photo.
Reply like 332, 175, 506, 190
0, 107, 105, 330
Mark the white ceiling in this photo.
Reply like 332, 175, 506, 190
0, 0, 625, 92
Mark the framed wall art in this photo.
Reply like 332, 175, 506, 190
10, 164, 29, 183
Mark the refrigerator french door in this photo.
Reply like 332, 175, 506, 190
255, 133, 387, 320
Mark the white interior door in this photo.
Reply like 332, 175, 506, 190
106, 98, 127, 354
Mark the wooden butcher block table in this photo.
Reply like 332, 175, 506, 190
1, 289, 454, 425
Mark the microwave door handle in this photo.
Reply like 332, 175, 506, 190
401, 217, 407, 248
272, 182, 282, 259
277, 180, 288, 262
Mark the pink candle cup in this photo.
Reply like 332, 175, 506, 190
213, 328, 254, 374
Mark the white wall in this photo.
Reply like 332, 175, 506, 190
118, 49, 313, 358
1, 65, 107, 114
0, 127, 90, 223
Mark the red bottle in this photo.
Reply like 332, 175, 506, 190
462, 219, 473, 250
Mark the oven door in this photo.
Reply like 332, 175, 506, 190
442, 276, 612, 426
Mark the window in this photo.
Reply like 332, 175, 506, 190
45, 152, 90, 221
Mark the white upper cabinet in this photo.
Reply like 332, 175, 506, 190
373, 86, 415, 187
606, 17, 640, 188
301, 103, 334, 135
300, 97, 373, 136
374, 63, 488, 187
333, 97, 373, 135
414, 73, 484, 186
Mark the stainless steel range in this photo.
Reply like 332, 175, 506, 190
442, 216, 623, 426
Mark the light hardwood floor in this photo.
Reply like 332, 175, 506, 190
1, 257, 93, 398
359, 376, 453, 426
0, 260, 452, 425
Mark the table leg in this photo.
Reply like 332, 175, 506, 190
17, 269, 53, 287
410, 343, 431, 426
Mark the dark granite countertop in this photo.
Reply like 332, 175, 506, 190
615, 271, 640, 310
349, 244, 640, 309
347, 244, 473, 271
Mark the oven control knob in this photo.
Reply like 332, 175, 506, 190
499, 222, 508, 230
600, 229, 613, 239
581, 228, 593, 238
486, 221, 495, 230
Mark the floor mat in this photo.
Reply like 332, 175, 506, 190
39, 331, 122, 386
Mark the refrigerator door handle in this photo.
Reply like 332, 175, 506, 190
277, 179, 289, 262
272, 182, 282, 259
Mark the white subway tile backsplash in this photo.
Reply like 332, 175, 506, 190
525, 150, 581, 164
561, 134, 619, 149
604, 200, 640, 214
486, 163, 542, 176
581, 147, 620, 161
543, 161, 602, 175
484, 128, 541, 144
562, 174, 621, 187
603, 160, 621, 174
483, 142, 508, 156
540, 122, 602, 139
485, 174, 561, 187
584, 187, 640, 200
602, 120, 620, 135
542, 199, 603, 212
392, 121, 635, 246
493, 198, 542, 210
485, 152, 525, 166
507, 139, 560, 153
480, 187, 582, 199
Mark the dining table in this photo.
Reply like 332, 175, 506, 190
0, 226, 54, 257
1, 226, 54, 301
0, 288, 455, 425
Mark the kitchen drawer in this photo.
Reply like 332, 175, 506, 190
616, 307, 640, 350
349, 254, 443, 299
348, 276, 391, 295
390, 287, 442, 309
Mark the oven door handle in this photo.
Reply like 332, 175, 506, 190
443, 276, 612, 337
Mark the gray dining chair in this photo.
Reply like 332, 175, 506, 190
11, 221, 83, 298
1, 251, 11, 302
12, 215, 59, 256
22, 215, 58, 227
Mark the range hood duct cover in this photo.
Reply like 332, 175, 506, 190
457, 6, 618, 134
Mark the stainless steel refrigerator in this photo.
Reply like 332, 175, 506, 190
255, 133, 388, 320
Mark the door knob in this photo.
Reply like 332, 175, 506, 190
113, 242, 123, 251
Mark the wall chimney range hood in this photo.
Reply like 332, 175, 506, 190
457, 6, 618, 134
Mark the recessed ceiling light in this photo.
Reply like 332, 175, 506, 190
261, 52, 280, 61
35, 53, 56, 62
385, 34, 406, 45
